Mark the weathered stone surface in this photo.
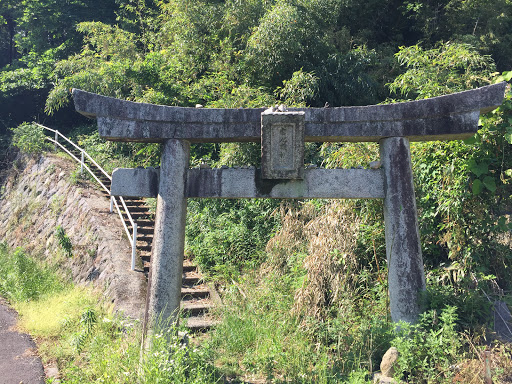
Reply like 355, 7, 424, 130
186, 168, 384, 199
147, 139, 189, 326
261, 111, 305, 179
73, 82, 506, 143
380, 347, 399, 377
111, 167, 159, 197
380, 137, 426, 323
373, 373, 399, 384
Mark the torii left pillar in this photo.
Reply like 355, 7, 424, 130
147, 139, 190, 327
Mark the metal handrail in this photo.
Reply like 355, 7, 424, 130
37, 123, 138, 271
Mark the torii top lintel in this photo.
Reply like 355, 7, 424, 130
72, 82, 506, 144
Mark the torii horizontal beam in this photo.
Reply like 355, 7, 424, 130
110, 167, 385, 199
72, 82, 506, 143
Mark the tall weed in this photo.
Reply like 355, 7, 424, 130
392, 306, 461, 383
210, 271, 341, 383
0, 242, 64, 302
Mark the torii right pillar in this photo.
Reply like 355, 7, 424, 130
381, 136, 426, 323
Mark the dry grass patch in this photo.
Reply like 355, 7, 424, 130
266, 200, 363, 319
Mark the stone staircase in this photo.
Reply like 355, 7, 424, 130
58, 140, 217, 332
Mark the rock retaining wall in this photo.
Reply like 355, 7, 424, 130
0, 153, 145, 319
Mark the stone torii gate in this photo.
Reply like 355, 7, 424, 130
73, 82, 506, 327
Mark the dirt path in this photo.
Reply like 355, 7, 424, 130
0, 298, 44, 384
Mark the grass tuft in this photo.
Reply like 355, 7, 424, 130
17, 287, 97, 337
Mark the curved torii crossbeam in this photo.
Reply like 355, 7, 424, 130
74, 83, 504, 143
73, 83, 506, 328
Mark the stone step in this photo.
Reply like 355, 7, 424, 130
133, 218, 154, 225
185, 316, 218, 332
181, 287, 210, 299
125, 206, 151, 214
125, 212, 152, 219
181, 302, 213, 316
137, 244, 152, 252
136, 236, 153, 245
123, 199, 146, 206
137, 226, 155, 234
182, 272, 201, 286
182, 263, 196, 273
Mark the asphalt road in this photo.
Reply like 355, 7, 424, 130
0, 298, 45, 384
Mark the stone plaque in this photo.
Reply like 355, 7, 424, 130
261, 111, 305, 179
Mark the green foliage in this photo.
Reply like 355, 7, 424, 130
387, 43, 512, 290
68, 125, 161, 171
276, 68, 319, 107
210, 268, 394, 382
389, 42, 496, 99
10, 122, 50, 154
410, 88, 512, 287
45, 22, 140, 114
138, 327, 219, 384
15, 0, 117, 57
186, 199, 281, 279
55, 225, 73, 258
0, 50, 54, 95
315, 47, 381, 107
210, 272, 337, 382
2, 244, 218, 383
0, 243, 64, 302
71, 308, 97, 353
392, 306, 461, 383
423, 276, 491, 329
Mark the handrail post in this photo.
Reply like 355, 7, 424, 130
110, 196, 114, 213
80, 150, 85, 175
131, 223, 138, 271
54, 130, 58, 151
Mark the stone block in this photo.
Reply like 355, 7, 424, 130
261, 111, 305, 179
111, 167, 159, 197
186, 168, 385, 199
380, 347, 399, 377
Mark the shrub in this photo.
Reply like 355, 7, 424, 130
186, 198, 281, 279
55, 225, 73, 258
0, 242, 64, 302
392, 306, 461, 383
10, 122, 51, 154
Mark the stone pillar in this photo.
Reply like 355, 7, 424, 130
380, 137, 426, 324
147, 139, 190, 327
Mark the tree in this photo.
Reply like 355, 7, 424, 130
0, 0, 20, 67
15, 0, 118, 59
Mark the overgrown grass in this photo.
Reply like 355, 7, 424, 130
0, 242, 65, 302
0, 243, 220, 383
208, 268, 395, 383
186, 198, 281, 280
